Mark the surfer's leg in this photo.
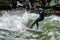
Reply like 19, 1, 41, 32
35, 17, 43, 30
30, 21, 36, 28
36, 22, 39, 30
30, 17, 39, 29
36, 15, 44, 29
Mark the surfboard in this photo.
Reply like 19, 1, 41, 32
26, 28, 43, 33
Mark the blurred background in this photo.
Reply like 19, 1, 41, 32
0, 0, 60, 15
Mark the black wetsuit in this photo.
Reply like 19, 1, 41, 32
30, 7, 44, 29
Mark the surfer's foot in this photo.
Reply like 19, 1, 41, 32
26, 28, 29, 31
26, 28, 30, 31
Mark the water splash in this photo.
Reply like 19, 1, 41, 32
0, 10, 60, 40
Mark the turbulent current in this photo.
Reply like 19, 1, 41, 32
0, 10, 60, 40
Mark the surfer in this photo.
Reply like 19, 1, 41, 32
30, 2, 44, 29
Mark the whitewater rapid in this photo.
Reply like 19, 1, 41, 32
0, 10, 60, 40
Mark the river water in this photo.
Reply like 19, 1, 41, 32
0, 9, 60, 40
